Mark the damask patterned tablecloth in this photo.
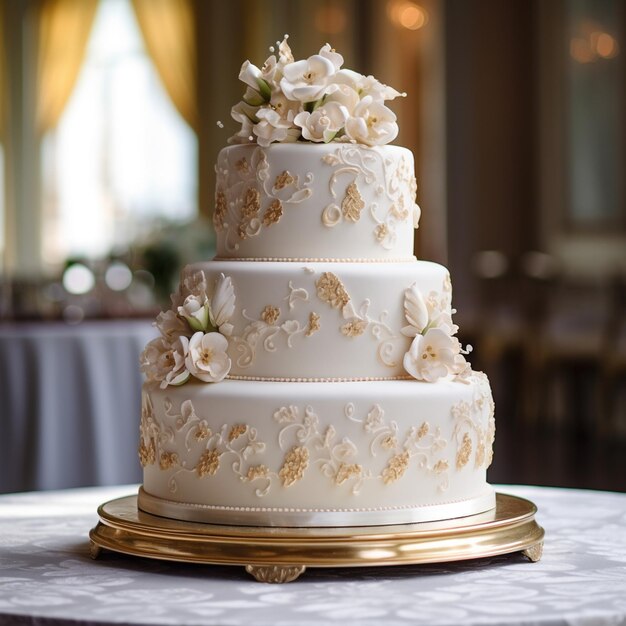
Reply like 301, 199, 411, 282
0, 484, 625, 626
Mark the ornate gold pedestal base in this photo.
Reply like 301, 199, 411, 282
89, 492, 544, 583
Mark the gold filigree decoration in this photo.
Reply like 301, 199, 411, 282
247, 464, 270, 480
433, 459, 449, 474
159, 451, 178, 470
341, 181, 365, 222
451, 373, 495, 470
279, 446, 310, 487
456, 433, 472, 469
153, 398, 268, 495
235, 157, 250, 174
390, 196, 409, 220
238, 188, 262, 240
242, 188, 261, 218
214, 189, 227, 232
345, 403, 450, 492
341, 319, 368, 337
374, 223, 389, 242
335, 463, 363, 485
232, 282, 311, 369
320, 146, 418, 251
381, 435, 398, 450
262, 199, 283, 226
196, 448, 221, 477
138, 440, 156, 467
274, 170, 295, 190
261, 305, 281, 325
217, 147, 313, 253
229, 424, 248, 442
382, 451, 410, 484
475, 442, 486, 468
306, 312, 320, 337
194, 423, 211, 441
316, 272, 350, 309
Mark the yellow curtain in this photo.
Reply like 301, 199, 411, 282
36, 0, 98, 134
0, 2, 6, 143
131, 0, 197, 132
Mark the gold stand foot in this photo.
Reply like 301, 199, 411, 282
89, 540, 102, 560
522, 542, 543, 562
245, 564, 306, 583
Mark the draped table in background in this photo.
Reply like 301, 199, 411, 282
0, 484, 625, 626
0, 320, 156, 493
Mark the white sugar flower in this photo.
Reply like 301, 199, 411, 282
319, 43, 344, 71
260, 55, 278, 86
280, 53, 337, 102
185, 331, 231, 383
154, 309, 188, 341
253, 107, 299, 147
345, 96, 398, 146
140, 336, 190, 389
277, 36, 295, 66
238, 60, 271, 102
178, 294, 209, 332
210, 273, 236, 335
359, 75, 405, 102
401, 284, 457, 338
403, 328, 460, 383
294, 101, 348, 142
324, 82, 360, 115
402, 283, 429, 337
331, 68, 365, 91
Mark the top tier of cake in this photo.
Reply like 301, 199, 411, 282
213, 143, 420, 261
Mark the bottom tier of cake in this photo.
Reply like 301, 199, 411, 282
139, 371, 496, 527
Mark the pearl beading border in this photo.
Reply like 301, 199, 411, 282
213, 256, 417, 263
226, 374, 414, 383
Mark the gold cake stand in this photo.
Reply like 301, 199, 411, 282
89, 492, 544, 583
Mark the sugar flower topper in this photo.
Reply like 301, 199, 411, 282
229, 35, 406, 148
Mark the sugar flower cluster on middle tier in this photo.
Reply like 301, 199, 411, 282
401, 280, 471, 382
140, 271, 236, 386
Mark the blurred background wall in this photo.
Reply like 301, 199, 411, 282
0, 0, 624, 493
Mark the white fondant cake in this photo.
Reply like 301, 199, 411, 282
138, 38, 496, 527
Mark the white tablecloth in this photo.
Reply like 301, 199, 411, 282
0, 321, 156, 492
0, 484, 625, 626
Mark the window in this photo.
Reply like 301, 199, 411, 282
41, 0, 197, 268
566, 0, 624, 230
538, 0, 626, 272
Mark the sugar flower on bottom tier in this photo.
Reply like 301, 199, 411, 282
228, 36, 405, 147
140, 271, 236, 387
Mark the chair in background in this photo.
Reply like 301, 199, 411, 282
522, 265, 610, 434
599, 272, 626, 437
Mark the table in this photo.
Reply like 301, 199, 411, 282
0, 320, 156, 493
1, 485, 625, 626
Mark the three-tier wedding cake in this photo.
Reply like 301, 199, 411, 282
137, 37, 495, 527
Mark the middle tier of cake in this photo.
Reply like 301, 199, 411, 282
181, 259, 451, 380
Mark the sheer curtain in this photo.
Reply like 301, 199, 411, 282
131, 0, 197, 132
0, 3, 6, 143
36, 0, 99, 134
